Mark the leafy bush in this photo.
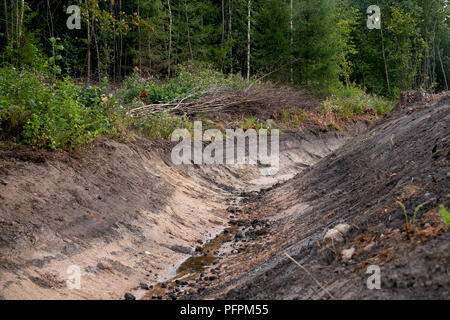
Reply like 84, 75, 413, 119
0, 66, 113, 150
322, 84, 394, 120
119, 64, 251, 106
77, 81, 107, 109
22, 81, 111, 150
0, 67, 48, 136
119, 72, 147, 105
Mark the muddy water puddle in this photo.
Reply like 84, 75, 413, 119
142, 223, 240, 300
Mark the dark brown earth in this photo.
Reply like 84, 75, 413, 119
0, 91, 448, 300
177, 94, 449, 300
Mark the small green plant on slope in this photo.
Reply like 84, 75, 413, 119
239, 116, 271, 131
439, 205, 450, 227
396, 201, 424, 229
133, 113, 194, 140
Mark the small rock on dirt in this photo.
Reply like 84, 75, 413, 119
341, 247, 355, 261
323, 228, 344, 245
124, 292, 136, 300
140, 282, 150, 290
97, 262, 113, 273
363, 242, 375, 252
334, 223, 351, 236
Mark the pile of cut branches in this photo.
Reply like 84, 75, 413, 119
127, 86, 318, 119
128, 90, 268, 118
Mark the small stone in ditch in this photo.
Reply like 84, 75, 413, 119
341, 247, 355, 261
140, 282, 150, 290
124, 293, 136, 300
168, 293, 177, 300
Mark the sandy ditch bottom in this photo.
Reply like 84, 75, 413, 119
0, 127, 350, 300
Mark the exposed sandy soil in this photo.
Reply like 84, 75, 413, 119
0, 91, 448, 300
0, 138, 234, 299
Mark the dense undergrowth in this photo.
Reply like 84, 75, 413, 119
0, 66, 122, 150
0, 64, 395, 151
278, 84, 394, 131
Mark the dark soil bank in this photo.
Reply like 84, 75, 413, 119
180, 95, 449, 300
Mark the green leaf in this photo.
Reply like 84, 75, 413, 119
439, 205, 450, 227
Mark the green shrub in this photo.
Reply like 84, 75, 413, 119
0, 66, 48, 136
0, 66, 113, 150
119, 72, 147, 105
22, 80, 111, 150
77, 81, 106, 109
321, 83, 395, 120
119, 64, 251, 106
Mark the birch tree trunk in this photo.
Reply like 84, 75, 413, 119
167, 0, 173, 76
3, 0, 7, 43
138, 0, 142, 72
380, 25, 390, 93
184, 0, 193, 61
19, 0, 24, 40
229, 0, 233, 74
15, 0, 18, 46
111, 0, 116, 81
86, 1, 91, 81
93, 25, 101, 83
247, 0, 251, 82
290, 0, 293, 83
120, 0, 123, 78
221, 0, 225, 46
437, 44, 448, 90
